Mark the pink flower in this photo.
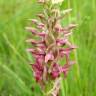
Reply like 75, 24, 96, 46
32, 62, 43, 82
51, 63, 60, 79
59, 46, 76, 56
26, 27, 46, 37
51, 61, 75, 79
37, 32, 47, 37
37, 23, 45, 29
45, 52, 54, 63
56, 39, 67, 46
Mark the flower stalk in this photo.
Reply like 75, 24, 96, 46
26, 0, 77, 96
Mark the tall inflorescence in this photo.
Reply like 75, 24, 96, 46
26, 0, 77, 96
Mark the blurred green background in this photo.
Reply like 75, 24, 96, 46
0, 0, 96, 96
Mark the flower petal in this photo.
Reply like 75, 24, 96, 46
37, 23, 45, 29
45, 52, 54, 63
56, 39, 67, 46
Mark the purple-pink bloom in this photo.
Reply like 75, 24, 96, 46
26, 1, 77, 94
45, 52, 54, 63
32, 62, 43, 82
56, 38, 67, 46
51, 63, 60, 79
37, 23, 45, 29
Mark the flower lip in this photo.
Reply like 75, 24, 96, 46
45, 52, 54, 63
37, 23, 45, 29
56, 38, 67, 46
37, 32, 47, 37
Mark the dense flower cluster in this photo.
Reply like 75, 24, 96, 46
26, 0, 77, 95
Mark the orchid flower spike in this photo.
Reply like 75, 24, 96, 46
26, 0, 77, 96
